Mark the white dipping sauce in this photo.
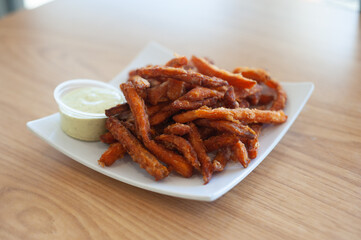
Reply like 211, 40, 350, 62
60, 87, 122, 141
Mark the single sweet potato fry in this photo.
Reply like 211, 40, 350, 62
203, 134, 239, 152
100, 131, 116, 144
98, 142, 126, 167
149, 103, 179, 125
191, 56, 256, 89
173, 107, 287, 124
120, 82, 151, 142
212, 148, 230, 172
165, 56, 188, 68
231, 141, 250, 168
135, 66, 228, 88
106, 118, 169, 180
188, 123, 213, 184
105, 103, 129, 117
156, 134, 200, 171
177, 86, 223, 102
195, 119, 256, 139
164, 123, 191, 136
172, 97, 219, 110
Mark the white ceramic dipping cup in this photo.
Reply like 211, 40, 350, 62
54, 79, 124, 141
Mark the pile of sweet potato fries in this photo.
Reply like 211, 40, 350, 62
98, 55, 287, 184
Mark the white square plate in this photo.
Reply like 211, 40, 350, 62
27, 42, 314, 201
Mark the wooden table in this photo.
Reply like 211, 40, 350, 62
0, 0, 360, 239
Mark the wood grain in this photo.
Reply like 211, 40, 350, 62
0, 0, 360, 239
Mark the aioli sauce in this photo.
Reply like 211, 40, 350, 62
59, 87, 122, 141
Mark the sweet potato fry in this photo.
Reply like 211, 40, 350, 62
231, 140, 250, 168
173, 107, 287, 124
135, 66, 228, 88
98, 142, 126, 167
191, 56, 256, 89
129, 75, 150, 89
247, 124, 262, 159
195, 119, 256, 139
177, 86, 223, 102
203, 134, 239, 152
188, 123, 213, 184
164, 123, 191, 136
147, 81, 169, 105
223, 87, 239, 109
146, 102, 169, 116
233, 67, 287, 110
156, 134, 200, 170
120, 82, 151, 142
212, 148, 230, 172
105, 103, 129, 117
129, 75, 150, 99
172, 97, 219, 110
234, 83, 262, 100
149, 104, 179, 126
106, 118, 169, 180
143, 139, 193, 178
100, 131, 116, 144
167, 79, 185, 100
165, 56, 188, 68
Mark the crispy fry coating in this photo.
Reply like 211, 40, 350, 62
100, 131, 116, 144
129, 75, 150, 89
143, 139, 193, 177
156, 134, 200, 171
120, 82, 151, 142
146, 102, 169, 116
188, 123, 213, 184
172, 97, 219, 110
129, 75, 150, 99
147, 81, 169, 105
191, 56, 256, 89
195, 119, 256, 139
106, 118, 169, 180
173, 107, 287, 124
231, 141, 250, 168
177, 86, 223, 101
223, 87, 239, 109
105, 103, 129, 117
98, 142, 126, 167
149, 104, 179, 125
135, 66, 228, 88
164, 123, 191, 136
167, 79, 185, 100
165, 56, 188, 68
203, 134, 239, 152
212, 148, 230, 172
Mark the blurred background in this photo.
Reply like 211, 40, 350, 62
0, 0, 360, 18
